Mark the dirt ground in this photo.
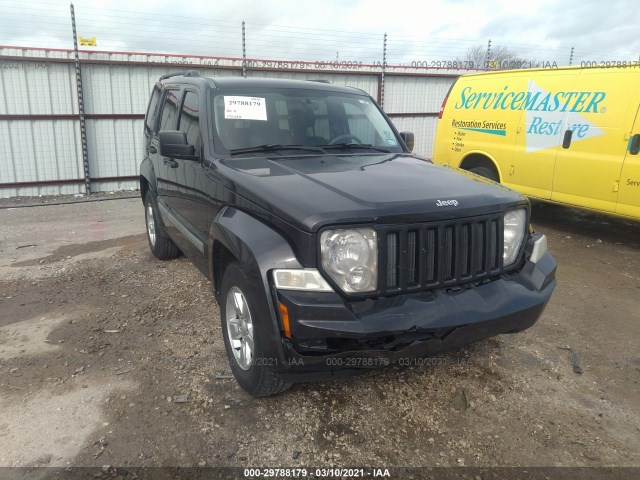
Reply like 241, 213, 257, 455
0, 195, 639, 472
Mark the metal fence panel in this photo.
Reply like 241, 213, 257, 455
0, 120, 83, 197
83, 65, 138, 114
384, 75, 456, 114
0, 62, 77, 115
85, 119, 142, 180
389, 116, 439, 158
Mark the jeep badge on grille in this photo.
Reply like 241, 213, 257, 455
435, 199, 459, 206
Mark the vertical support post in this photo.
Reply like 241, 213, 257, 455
70, 3, 90, 194
569, 46, 574, 66
242, 20, 247, 78
380, 33, 387, 110
485, 39, 492, 70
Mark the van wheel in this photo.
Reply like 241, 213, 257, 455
144, 191, 180, 260
469, 166, 499, 183
220, 262, 292, 397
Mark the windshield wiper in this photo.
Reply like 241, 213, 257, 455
319, 143, 392, 153
229, 144, 325, 155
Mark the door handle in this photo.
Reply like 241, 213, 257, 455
630, 134, 640, 155
163, 158, 179, 168
562, 130, 573, 149
147, 145, 157, 154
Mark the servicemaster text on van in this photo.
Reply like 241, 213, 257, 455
453, 86, 606, 114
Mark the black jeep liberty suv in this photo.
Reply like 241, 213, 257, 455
140, 72, 556, 397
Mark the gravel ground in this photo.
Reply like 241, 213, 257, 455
0, 195, 638, 473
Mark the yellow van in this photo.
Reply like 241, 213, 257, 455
434, 66, 640, 221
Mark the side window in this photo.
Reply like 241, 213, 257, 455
159, 89, 179, 131
144, 86, 161, 134
178, 91, 201, 150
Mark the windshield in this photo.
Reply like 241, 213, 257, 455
211, 88, 403, 155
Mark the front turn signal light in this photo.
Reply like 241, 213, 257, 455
278, 302, 291, 339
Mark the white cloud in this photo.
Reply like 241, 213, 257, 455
1, 0, 639, 64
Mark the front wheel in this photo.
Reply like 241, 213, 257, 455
220, 262, 292, 397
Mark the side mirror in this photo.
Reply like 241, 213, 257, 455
399, 131, 415, 152
159, 130, 198, 160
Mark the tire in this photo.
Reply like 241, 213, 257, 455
220, 262, 292, 397
469, 166, 499, 183
144, 190, 180, 260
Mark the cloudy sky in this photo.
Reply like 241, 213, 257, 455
1, 0, 638, 65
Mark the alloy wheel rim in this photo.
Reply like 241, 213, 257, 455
225, 286, 254, 371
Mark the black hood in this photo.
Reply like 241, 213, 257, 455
218, 153, 526, 232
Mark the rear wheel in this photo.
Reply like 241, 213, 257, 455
220, 262, 292, 397
144, 190, 180, 260
469, 166, 499, 183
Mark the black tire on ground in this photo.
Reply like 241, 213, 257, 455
469, 166, 499, 183
144, 190, 180, 260
220, 261, 292, 397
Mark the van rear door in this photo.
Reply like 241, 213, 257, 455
509, 69, 580, 200
617, 103, 640, 219
551, 69, 637, 213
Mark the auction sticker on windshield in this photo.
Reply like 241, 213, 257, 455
224, 96, 267, 121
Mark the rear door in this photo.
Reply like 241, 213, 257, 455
509, 69, 580, 200
616, 102, 640, 219
551, 69, 633, 212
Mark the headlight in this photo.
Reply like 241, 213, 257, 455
503, 209, 526, 266
320, 228, 377, 293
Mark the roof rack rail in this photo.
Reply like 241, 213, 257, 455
307, 79, 331, 84
159, 70, 201, 81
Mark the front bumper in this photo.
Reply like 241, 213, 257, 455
272, 241, 556, 382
